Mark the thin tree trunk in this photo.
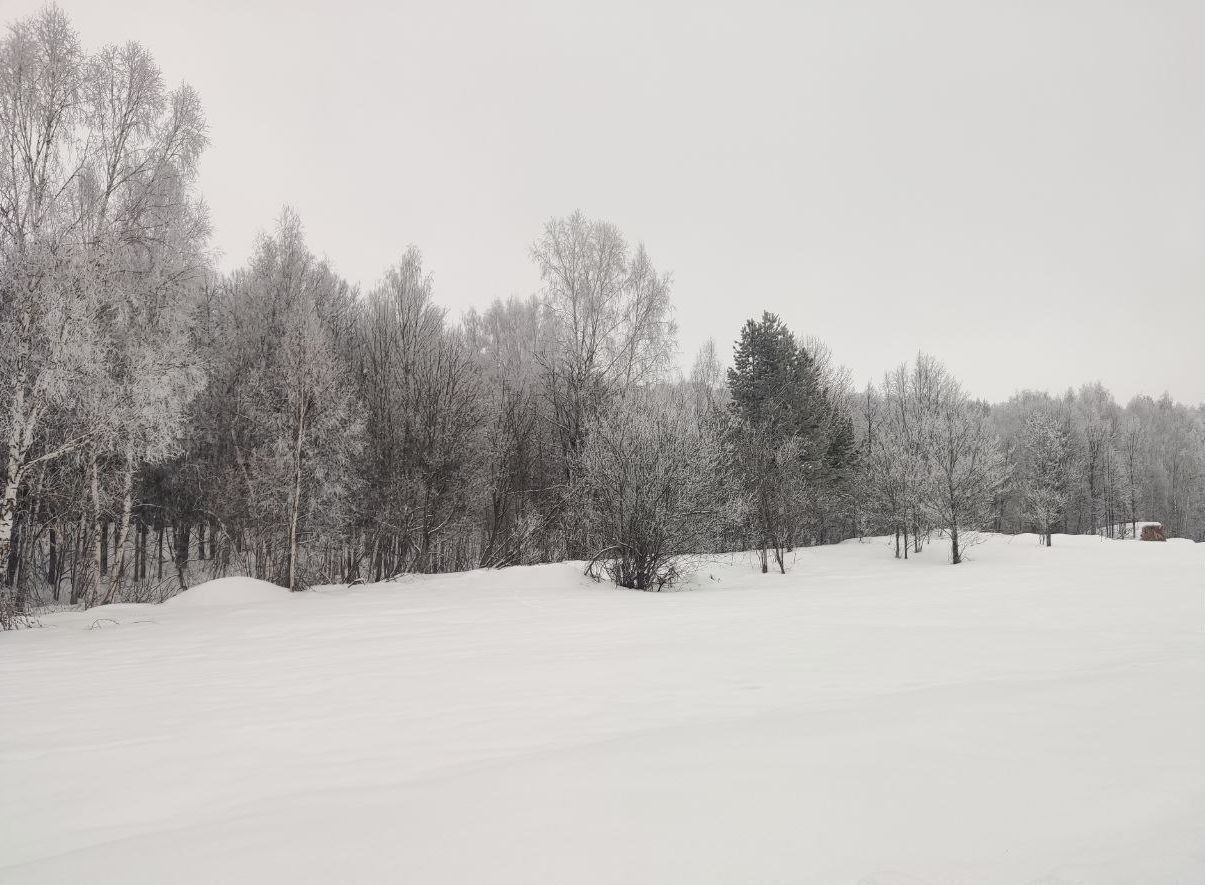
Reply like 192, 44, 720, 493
0, 360, 34, 600
173, 523, 190, 592
85, 451, 102, 607
175, 523, 190, 571
287, 402, 306, 592
0, 463, 21, 621
104, 463, 136, 604
48, 525, 59, 599
5, 521, 19, 588
136, 518, 146, 581
73, 512, 88, 606
100, 520, 108, 577
132, 519, 141, 583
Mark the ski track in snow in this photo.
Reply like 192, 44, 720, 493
1, 534, 1202, 884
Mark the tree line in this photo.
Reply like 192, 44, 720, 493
2, 8, 1203, 624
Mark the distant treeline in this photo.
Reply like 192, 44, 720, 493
2, 7, 1202, 624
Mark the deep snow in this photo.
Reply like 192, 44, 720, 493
1, 534, 1202, 884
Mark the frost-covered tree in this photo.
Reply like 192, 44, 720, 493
866, 362, 932, 558
862, 355, 1008, 563
802, 336, 859, 542
1070, 383, 1120, 536
0, 8, 209, 619
465, 295, 558, 567
1018, 409, 1071, 546
922, 369, 1008, 564
0, 10, 99, 605
1115, 417, 1144, 539
352, 251, 485, 577
688, 338, 726, 417
92, 288, 206, 604
220, 212, 362, 591
531, 212, 675, 555
862, 384, 905, 553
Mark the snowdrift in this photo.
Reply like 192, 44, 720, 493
164, 576, 291, 608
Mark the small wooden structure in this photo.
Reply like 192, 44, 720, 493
1140, 524, 1167, 542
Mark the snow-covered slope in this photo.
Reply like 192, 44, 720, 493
1, 534, 1202, 884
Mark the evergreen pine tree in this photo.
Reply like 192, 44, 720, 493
727, 312, 819, 443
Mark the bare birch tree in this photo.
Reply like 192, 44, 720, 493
531, 212, 675, 555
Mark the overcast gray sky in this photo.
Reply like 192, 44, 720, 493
12, 0, 1204, 403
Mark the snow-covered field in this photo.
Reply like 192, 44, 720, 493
1, 534, 1202, 884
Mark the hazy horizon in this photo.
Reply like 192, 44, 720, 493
9, 0, 1203, 405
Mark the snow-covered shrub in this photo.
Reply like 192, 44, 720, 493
576, 388, 724, 590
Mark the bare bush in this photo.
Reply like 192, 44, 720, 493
577, 389, 724, 590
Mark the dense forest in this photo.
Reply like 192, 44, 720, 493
2, 8, 1202, 625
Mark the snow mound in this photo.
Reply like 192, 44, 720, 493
165, 576, 289, 608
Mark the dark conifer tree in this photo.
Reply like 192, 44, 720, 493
728, 312, 820, 442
